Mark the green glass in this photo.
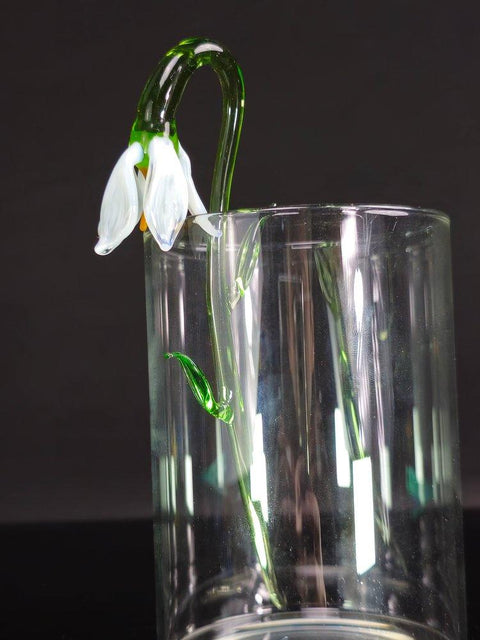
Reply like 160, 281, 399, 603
129, 37, 244, 213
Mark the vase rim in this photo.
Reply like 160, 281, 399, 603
199, 203, 450, 223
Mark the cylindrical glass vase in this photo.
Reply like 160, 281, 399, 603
144, 205, 466, 640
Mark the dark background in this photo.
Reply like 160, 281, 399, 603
1, 1, 480, 636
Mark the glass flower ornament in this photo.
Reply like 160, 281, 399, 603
95, 37, 244, 255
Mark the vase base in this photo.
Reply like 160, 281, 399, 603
182, 610, 450, 640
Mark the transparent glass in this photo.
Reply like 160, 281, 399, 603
144, 205, 466, 640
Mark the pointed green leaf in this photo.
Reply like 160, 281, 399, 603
165, 352, 233, 424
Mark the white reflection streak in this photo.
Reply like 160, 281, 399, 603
185, 453, 194, 515
215, 420, 225, 490
353, 269, 364, 332
341, 214, 358, 266
342, 216, 369, 449
353, 265, 370, 467
379, 445, 392, 510
413, 406, 426, 505
159, 54, 181, 87
335, 408, 351, 488
250, 413, 269, 521
237, 257, 262, 472
353, 457, 376, 574
178, 286, 185, 345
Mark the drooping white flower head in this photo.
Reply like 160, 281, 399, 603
95, 142, 145, 255
95, 135, 220, 254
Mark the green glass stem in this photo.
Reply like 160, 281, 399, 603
129, 37, 244, 211
139, 38, 284, 608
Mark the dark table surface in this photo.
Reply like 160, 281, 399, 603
1, 511, 479, 640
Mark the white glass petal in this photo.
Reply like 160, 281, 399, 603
144, 136, 189, 251
178, 142, 207, 216
178, 142, 221, 238
192, 213, 222, 238
95, 142, 144, 255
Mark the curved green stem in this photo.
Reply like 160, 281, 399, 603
130, 37, 244, 212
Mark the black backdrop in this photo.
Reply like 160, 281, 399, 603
2, 0, 480, 524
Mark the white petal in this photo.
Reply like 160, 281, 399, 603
178, 142, 207, 216
144, 136, 188, 251
95, 142, 144, 255
192, 214, 222, 237
178, 142, 221, 238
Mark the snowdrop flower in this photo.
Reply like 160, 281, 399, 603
95, 136, 220, 255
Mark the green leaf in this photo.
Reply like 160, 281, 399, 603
165, 352, 233, 424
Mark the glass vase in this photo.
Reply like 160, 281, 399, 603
144, 204, 466, 640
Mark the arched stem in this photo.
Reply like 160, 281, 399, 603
129, 37, 244, 213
